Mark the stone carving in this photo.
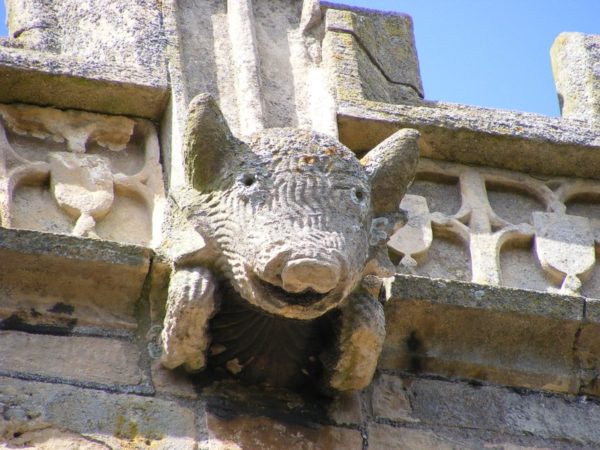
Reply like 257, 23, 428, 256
0, 103, 165, 245
389, 158, 600, 296
161, 94, 419, 391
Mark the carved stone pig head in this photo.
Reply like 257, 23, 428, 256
175, 94, 419, 321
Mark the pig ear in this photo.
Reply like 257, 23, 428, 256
183, 93, 240, 192
361, 129, 420, 216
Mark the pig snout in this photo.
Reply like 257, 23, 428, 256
257, 250, 344, 296
280, 258, 340, 294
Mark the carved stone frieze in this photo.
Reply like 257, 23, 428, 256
389, 158, 600, 296
0, 103, 165, 246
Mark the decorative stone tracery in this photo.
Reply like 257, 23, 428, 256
0, 104, 165, 246
390, 158, 600, 296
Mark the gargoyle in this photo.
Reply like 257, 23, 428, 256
161, 94, 419, 391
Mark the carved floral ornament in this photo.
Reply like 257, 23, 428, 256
0, 104, 164, 245
388, 158, 600, 296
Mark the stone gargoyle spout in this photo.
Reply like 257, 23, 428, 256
160, 93, 419, 391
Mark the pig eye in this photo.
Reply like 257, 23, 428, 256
351, 187, 366, 203
240, 173, 256, 187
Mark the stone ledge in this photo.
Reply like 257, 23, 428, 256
0, 46, 169, 119
382, 274, 600, 396
390, 274, 585, 321
0, 227, 151, 333
337, 100, 600, 180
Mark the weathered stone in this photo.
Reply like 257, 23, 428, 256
0, 227, 150, 333
575, 322, 600, 397
325, 7, 423, 97
0, 331, 145, 388
533, 212, 595, 295
382, 276, 584, 394
0, 0, 168, 119
551, 32, 600, 122
162, 0, 338, 147
0, 376, 197, 449
337, 101, 600, 178
161, 94, 418, 391
391, 157, 600, 296
150, 360, 197, 400
389, 274, 583, 321
327, 391, 363, 426
388, 194, 432, 268
203, 413, 362, 450
49, 152, 114, 237
402, 376, 600, 445
325, 16, 600, 179
371, 373, 418, 423
2, 425, 111, 450
368, 423, 582, 450
369, 424, 462, 450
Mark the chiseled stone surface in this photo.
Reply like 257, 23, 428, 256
551, 32, 600, 122
203, 413, 362, 450
0, 1, 599, 449
0, 377, 197, 449
0, 331, 144, 388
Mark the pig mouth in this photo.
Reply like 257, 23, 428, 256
257, 279, 328, 307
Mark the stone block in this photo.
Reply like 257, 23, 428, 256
0, 331, 145, 388
325, 7, 422, 97
371, 373, 418, 423
1, 426, 112, 449
551, 32, 600, 122
0, 227, 150, 333
327, 391, 363, 426
150, 360, 197, 400
204, 413, 362, 450
0, 0, 168, 119
0, 47, 167, 120
402, 376, 600, 445
575, 322, 600, 397
337, 100, 600, 176
369, 424, 462, 450
368, 423, 580, 450
381, 276, 584, 394
0, 376, 197, 449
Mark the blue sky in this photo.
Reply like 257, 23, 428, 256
1, 2, 598, 116
335, 0, 600, 116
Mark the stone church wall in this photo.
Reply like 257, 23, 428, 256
0, 1, 599, 448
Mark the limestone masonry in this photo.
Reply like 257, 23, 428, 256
0, 1, 599, 449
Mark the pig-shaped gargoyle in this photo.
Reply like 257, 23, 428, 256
161, 94, 419, 392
